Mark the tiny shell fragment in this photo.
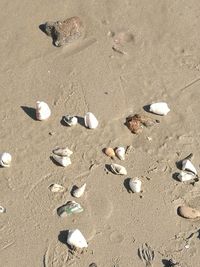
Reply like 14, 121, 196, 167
49, 183, 65, 193
178, 206, 200, 219
57, 201, 83, 217
53, 147, 73, 157
0, 206, 6, 213
104, 147, 115, 159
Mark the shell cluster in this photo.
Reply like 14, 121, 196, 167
52, 146, 73, 167
176, 154, 198, 182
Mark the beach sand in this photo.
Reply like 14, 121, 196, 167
0, 0, 200, 266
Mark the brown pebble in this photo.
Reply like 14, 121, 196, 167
178, 205, 200, 219
125, 115, 143, 134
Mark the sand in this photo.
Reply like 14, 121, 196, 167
0, 0, 200, 266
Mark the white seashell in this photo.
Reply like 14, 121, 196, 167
53, 147, 73, 157
48, 183, 65, 192
177, 171, 196, 182
72, 183, 86, 198
182, 159, 197, 175
149, 102, 170, 116
67, 229, 88, 249
110, 163, 127, 175
84, 112, 98, 129
0, 206, 6, 213
129, 178, 142, 193
115, 147, 125, 160
0, 152, 12, 167
63, 115, 78, 126
36, 101, 51, 120
52, 155, 71, 167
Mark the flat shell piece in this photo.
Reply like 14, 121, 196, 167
57, 201, 83, 217
177, 171, 196, 182
110, 163, 127, 175
181, 159, 197, 175
49, 183, 65, 193
178, 206, 200, 219
52, 147, 73, 157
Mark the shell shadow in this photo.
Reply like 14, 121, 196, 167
21, 106, 37, 120
105, 164, 114, 174
76, 116, 86, 128
143, 104, 151, 113
175, 160, 182, 170
162, 259, 179, 267
39, 23, 47, 34
123, 178, 131, 193
172, 172, 180, 182
70, 185, 78, 196
60, 116, 70, 127
58, 230, 71, 249
50, 156, 62, 167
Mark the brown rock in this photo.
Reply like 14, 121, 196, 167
178, 205, 200, 219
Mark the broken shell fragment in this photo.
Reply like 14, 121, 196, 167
133, 114, 160, 127
182, 159, 197, 175
72, 183, 86, 198
125, 115, 143, 134
115, 147, 125, 160
44, 16, 84, 47
149, 102, 170, 116
110, 163, 127, 175
67, 229, 88, 249
63, 115, 78, 126
0, 152, 12, 167
53, 147, 73, 157
0, 206, 6, 213
129, 178, 142, 193
36, 101, 51, 120
57, 201, 83, 217
104, 147, 115, 159
178, 206, 200, 219
177, 171, 196, 182
49, 183, 65, 193
52, 155, 71, 167
84, 112, 99, 129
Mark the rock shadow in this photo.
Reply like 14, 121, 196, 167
123, 178, 131, 193
21, 106, 37, 120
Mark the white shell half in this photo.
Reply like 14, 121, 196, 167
72, 183, 86, 198
115, 147, 125, 160
67, 229, 88, 249
52, 155, 71, 167
53, 147, 73, 157
110, 163, 127, 175
182, 159, 197, 175
48, 183, 65, 192
149, 102, 170, 116
177, 171, 196, 182
0, 152, 12, 167
36, 101, 51, 120
84, 112, 98, 129
129, 178, 142, 193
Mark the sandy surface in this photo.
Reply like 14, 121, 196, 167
1, 0, 200, 266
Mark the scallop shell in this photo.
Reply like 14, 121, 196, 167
57, 201, 83, 217
177, 171, 196, 182
182, 159, 197, 175
0, 152, 12, 167
36, 101, 51, 120
115, 147, 125, 160
72, 183, 86, 198
178, 206, 200, 219
49, 183, 65, 193
110, 163, 127, 175
52, 155, 71, 167
149, 102, 170, 116
53, 147, 73, 157
67, 229, 88, 249
129, 178, 142, 193
84, 112, 98, 129
0, 206, 6, 213
104, 147, 115, 159
63, 115, 78, 126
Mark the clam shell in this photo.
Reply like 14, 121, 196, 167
67, 229, 88, 249
177, 171, 196, 182
178, 206, 200, 219
63, 115, 78, 126
149, 102, 170, 116
115, 147, 125, 160
104, 147, 115, 159
53, 147, 73, 157
182, 159, 197, 175
49, 183, 65, 193
0, 152, 12, 167
72, 183, 86, 198
36, 101, 51, 120
84, 112, 98, 129
57, 201, 83, 217
0, 206, 6, 213
110, 163, 127, 175
52, 155, 71, 167
129, 178, 142, 193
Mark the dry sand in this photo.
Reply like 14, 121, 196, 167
1, 0, 200, 266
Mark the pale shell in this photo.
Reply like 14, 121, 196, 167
110, 163, 127, 175
63, 115, 78, 126
182, 159, 197, 175
67, 229, 88, 249
49, 183, 65, 193
115, 147, 125, 160
149, 102, 170, 116
36, 101, 51, 120
178, 206, 200, 219
0, 206, 6, 213
177, 171, 196, 182
72, 183, 86, 198
52, 155, 71, 167
84, 112, 98, 129
129, 178, 142, 193
104, 147, 115, 159
53, 147, 73, 157
0, 152, 12, 167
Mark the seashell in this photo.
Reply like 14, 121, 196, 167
72, 183, 86, 198
149, 102, 170, 116
52, 155, 71, 167
181, 159, 197, 175
129, 178, 142, 193
53, 147, 73, 157
67, 229, 88, 249
133, 114, 160, 127
49, 183, 65, 193
36, 101, 51, 120
63, 115, 78, 126
178, 205, 200, 219
115, 147, 125, 160
89, 263, 97, 267
0, 206, 6, 213
57, 201, 83, 217
0, 152, 12, 167
84, 112, 99, 129
125, 115, 143, 134
104, 147, 115, 159
110, 163, 127, 175
177, 171, 196, 182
